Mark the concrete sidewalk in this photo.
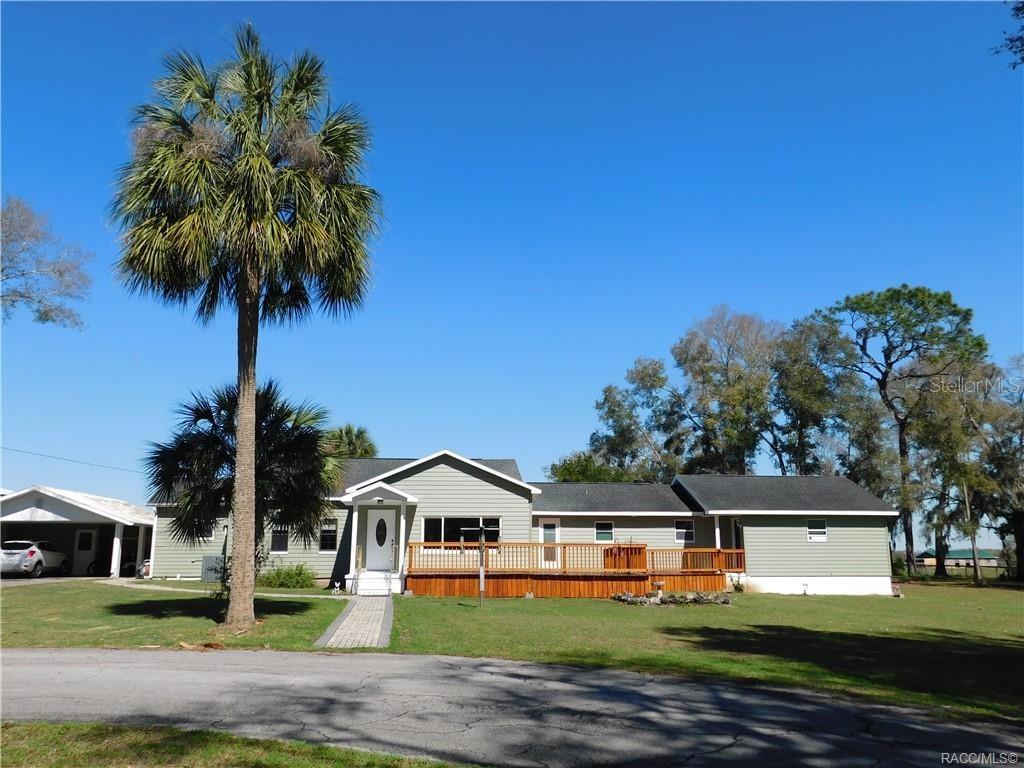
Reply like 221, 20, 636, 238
316, 596, 392, 648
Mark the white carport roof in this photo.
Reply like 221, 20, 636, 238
0, 485, 154, 527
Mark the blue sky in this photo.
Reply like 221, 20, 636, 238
2, 2, 1021, 530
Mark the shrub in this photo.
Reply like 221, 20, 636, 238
255, 563, 317, 589
891, 554, 908, 578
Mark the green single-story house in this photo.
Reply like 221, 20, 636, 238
149, 449, 897, 596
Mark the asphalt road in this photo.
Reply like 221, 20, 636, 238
2, 648, 1020, 767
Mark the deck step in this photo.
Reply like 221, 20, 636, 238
355, 571, 398, 596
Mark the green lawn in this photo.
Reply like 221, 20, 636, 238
0, 722, 472, 768
3, 581, 1021, 721
148, 580, 341, 597
389, 583, 1024, 721
1, 581, 340, 651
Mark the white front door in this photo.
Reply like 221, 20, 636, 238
539, 518, 560, 569
73, 529, 97, 576
365, 508, 396, 571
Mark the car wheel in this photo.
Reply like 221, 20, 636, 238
59, 560, 70, 577
31, 562, 44, 578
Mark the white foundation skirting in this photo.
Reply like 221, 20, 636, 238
745, 575, 893, 596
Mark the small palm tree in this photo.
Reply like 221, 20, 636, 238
146, 381, 337, 558
115, 25, 380, 627
324, 424, 377, 460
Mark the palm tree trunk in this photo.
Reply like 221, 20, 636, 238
225, 272, 259, 628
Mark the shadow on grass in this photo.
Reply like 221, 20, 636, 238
660, 623, 1024, 718
106, 597, 314, 621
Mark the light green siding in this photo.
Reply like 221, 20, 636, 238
743, 515, 891, 577
259, 508, 349, 578
389, 460, 533, 542
151, 507, 350, 579
531, 516, 718, 546
151, 511, 228, 578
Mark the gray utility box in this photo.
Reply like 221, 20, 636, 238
201, 555, 224, 583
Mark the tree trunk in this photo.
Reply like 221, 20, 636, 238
897, 423, 916, 575
1015, 514, 1024, 581
962, 483, 982, 585
224, 271, 260, 629
934, 528, 949, 578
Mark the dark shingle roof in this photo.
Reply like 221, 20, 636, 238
336, 456, 522, 493
672, 475, 894, 513
531, 482, 691, 513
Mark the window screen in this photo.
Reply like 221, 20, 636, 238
271, 528, 289, 552
675, 520, 695, 543
595, 521, 614, 542
319, 520, 337, 551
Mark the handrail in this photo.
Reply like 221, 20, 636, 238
407, 542, 648, 574
406, 542, 745, 575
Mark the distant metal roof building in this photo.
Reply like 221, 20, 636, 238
672, 475, 895, 514
917, 548, 1004, 561
531, 482, 690, 513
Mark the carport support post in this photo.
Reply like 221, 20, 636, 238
714, 516, 721, 549
110, 522, 124, 578
135, 527, 147, 572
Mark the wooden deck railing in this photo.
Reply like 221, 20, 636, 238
406, 543, 744, 575
406, 542, 648, 574
647, 547, 745, 574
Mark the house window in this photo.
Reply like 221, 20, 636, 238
319, 519, 338, 552
807, 518, 828, 543
594, 521, 614, 543
422, 517, 500, 543
270, 528, 289, 553
675, 519, 695, 544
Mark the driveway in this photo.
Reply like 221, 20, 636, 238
0, 576, 101, 588
2, 648, 1020, 767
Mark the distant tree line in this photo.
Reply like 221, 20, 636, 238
547, 286, 1023, 578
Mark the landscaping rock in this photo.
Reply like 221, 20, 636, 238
611, 590, 732, 606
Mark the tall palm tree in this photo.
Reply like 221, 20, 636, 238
146, 381, 337, 559
324, 424, 377, 460
114, 25, 380, 627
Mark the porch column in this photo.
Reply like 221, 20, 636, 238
110, 523, 124, 578
714, 516, 721, 549
348, 506, 359, 575
134, 527, 147, 572
397, 503, 406, 575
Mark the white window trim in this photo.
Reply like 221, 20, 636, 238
674, 519, 695, 544
270, 527, 290, 554
594, 520, 615, 544
807, 518, 828, 543
318, 519, 339, 553
421, 515, 502, 543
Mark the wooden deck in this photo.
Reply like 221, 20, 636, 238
405, 543, 745, 598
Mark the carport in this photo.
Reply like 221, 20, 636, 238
0, 486, 154, 577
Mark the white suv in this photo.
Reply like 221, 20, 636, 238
1, 540, 69, 578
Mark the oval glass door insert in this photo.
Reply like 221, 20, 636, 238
375, 518, 387, 547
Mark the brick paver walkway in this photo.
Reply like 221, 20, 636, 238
322, 596, 390, 648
